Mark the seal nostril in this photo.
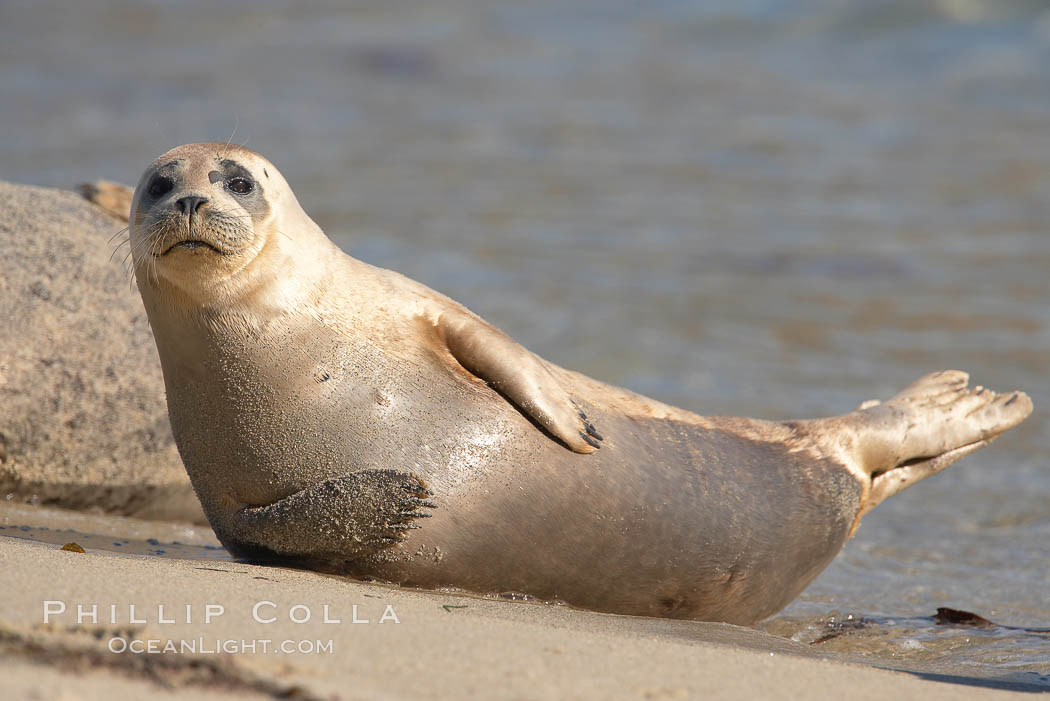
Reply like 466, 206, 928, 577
175, 196, 208, 215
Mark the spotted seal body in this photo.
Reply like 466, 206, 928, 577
106, 143, 1032, 625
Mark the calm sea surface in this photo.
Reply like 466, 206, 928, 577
2, 0, 1047, 686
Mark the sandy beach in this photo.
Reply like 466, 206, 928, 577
0, 502, 1043, 700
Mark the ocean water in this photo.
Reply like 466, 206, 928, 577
1, 0, 1047, 686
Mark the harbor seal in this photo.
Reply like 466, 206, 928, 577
110, 142, 1033, 625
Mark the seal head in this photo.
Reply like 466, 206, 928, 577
130, 143, 330, 313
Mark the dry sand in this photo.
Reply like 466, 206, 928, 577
0, 503, 1041, 700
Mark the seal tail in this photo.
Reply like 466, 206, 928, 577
77, 180, 133, 222
853, 370, 1032, 520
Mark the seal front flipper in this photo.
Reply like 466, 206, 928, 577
437, 310, 603, 453
217, 470, 435, 563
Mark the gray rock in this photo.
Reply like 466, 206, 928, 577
0, 181, 204, 523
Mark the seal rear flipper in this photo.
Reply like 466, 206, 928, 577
860, 439, 989, 520
855, 370, 1032, 473
217, 469, 435, 563
76, 180, 134, 222
438, 310, 603, 453
824, 370, 1032, 525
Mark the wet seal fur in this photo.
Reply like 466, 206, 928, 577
96, 143, 1033, 625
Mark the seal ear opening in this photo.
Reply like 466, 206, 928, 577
77, 181, 134, 223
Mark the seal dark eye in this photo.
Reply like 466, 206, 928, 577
227, 177, 254, 195
147, 176, 173, 198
